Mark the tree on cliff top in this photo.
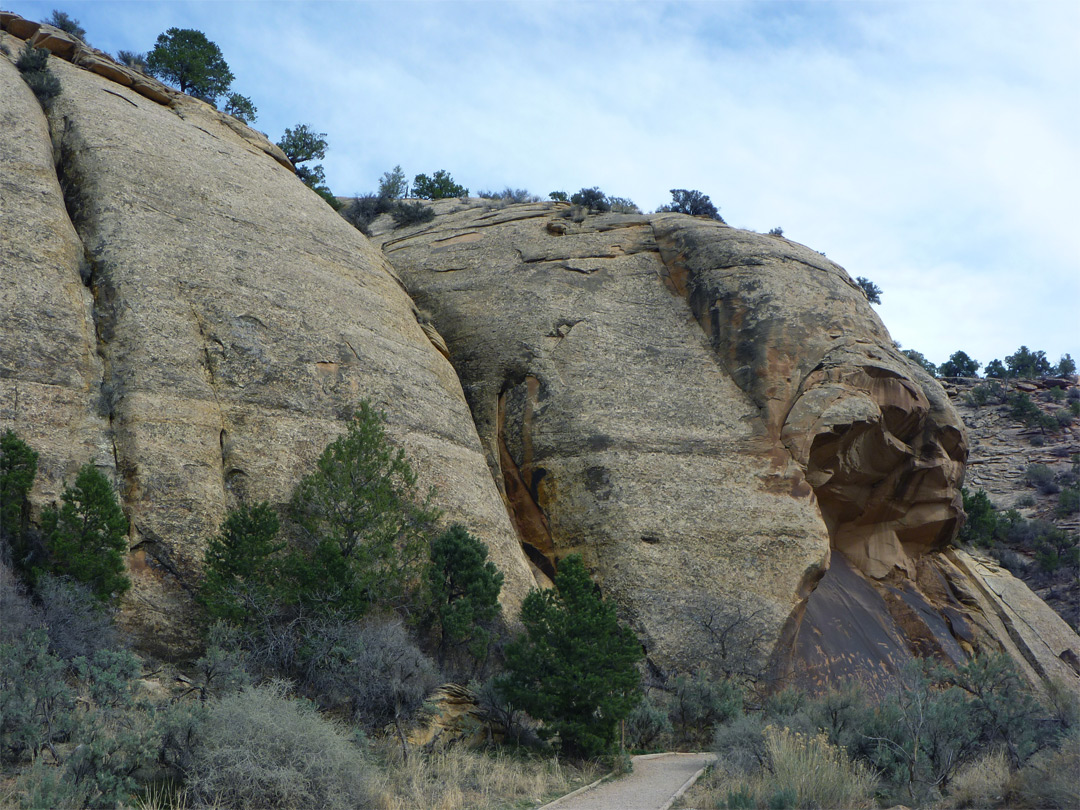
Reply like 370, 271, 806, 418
48, 10, 86, 41
146, 28, 234, 104
277, 124, 339, 208
656, 188, 724, 221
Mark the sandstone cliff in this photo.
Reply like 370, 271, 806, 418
368, 199, 1078, 691
2, 14, 1077, 691
0, 20, 535, 659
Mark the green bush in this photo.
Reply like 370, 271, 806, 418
1009, 391, 1043, 426
959, 488, 1001, 547
656, 188, 723, 221
1025, 463, 1059, 495
186, 681, 373, 810
625, 695, 672, 750
199, 501, 283, 624
496, 554, 642, 757
303, 618, 439, 737
0, 628, 75, 763
41, 464, 129, 602
1, 430, 39, 572
37, 574, 117, 661
343, 193, 394, 234
477, 187, 540, 203
390, 200, 436, 228
412, 170, 468, 199
1057, 487, 1079, 516
15, 45, 61, 106
570, 186, 610, 212
669, 669, 742, 745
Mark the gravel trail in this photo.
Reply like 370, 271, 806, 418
539, 752, 715, 810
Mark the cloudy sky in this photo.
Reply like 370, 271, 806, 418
9, 0, 1078, 369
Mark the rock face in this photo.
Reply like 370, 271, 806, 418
3, 13, 1077, 688
374, 201, 832, 674
0, 22, 534, 659
370, 200, 1078, 688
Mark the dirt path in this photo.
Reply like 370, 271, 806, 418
538, 752, 715, 810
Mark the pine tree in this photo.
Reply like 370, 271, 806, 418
428, 524, 503, 667
0, 430, 38, 548
286, 401, 439, 618
497, 554, 642, 757
200, 502, 283, 623
42, 464, 129, 602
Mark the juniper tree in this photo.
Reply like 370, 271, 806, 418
1, 431, 38, 562
146, 28, 234, 103
200, 502, 283, 624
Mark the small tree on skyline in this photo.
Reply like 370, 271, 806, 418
412, 170, 468, 200
146, 28, 234, 104
855, 276, 882, 305
939, 350, 980, 378
657, 188, 723, 221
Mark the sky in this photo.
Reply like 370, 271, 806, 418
7, 0, 1078, 369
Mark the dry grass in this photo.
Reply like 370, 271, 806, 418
942, 748, 1009, 808
369, 738, 600, 810
678, 725, 876, 809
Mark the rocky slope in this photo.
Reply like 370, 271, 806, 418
2, 14, 1077, 691
946, 377, 1079, 630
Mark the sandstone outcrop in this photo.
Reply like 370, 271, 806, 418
370, 200, 1078, 689
372, 200, 832, 675
1, 21, 535, 659
3, 11, 1077, 689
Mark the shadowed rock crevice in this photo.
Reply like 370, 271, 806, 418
496, 378, 556, 581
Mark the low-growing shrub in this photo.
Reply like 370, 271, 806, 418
1003, 728, 1080, 809
186, 681, 373, 810
942, 748, 1010, 808
669, 668, 742, 745
625, 695, 672, 750
391, 200, 435, 228
1058, 487, 1080, 516
477, 187, 540, 203
37, 574, 118, 661
1026, 463, 1059, 495
15, 45, 61, 106
342, 193, 394, 234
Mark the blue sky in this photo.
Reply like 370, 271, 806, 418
7, 0, 1078, 369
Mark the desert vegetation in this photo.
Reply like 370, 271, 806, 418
677, 654, 1079, 809
0, 409, 636, 808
